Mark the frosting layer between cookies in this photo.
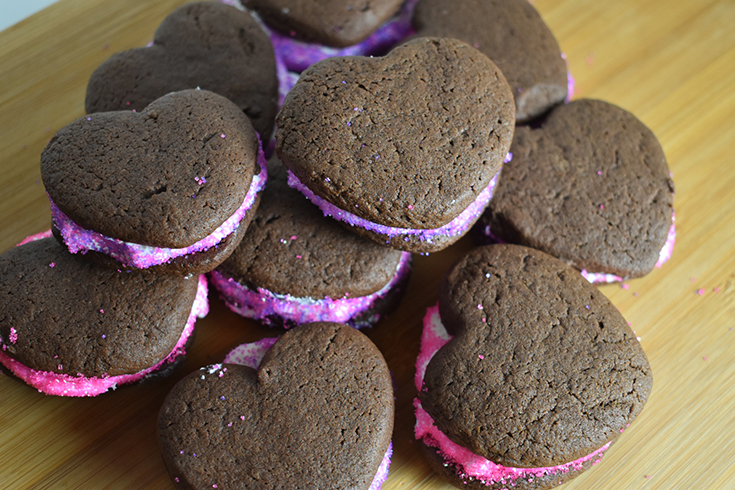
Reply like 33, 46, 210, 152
222, 336, 393, 490
265, 0, 418, 72
210, 250, 411, 327
288, 170, 499, 246
0, 275, 209, 397
414, 305, 610, 487
50, 147, 267, 269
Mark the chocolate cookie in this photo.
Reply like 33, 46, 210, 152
246, 0, 405, 47
158, 322, 394, 489
85, 2, 279, 140
42, 89, 267, 275
276, 37, 515, 253
478, 99, 675, 282
211, 157, 411, 328
0, 235, 208, 397
411, 0, 570, 123
415, 244, 653, 489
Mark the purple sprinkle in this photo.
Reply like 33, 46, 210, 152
49, 262, 55, 268
347, 121, 352, 126
585, 305, 590, 310
87, 117, 92, 121
342, 80, 346, 84
102, 335, 106, 339
220, 396, 226, 400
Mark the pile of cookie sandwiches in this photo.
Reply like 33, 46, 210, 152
0, 1, 675, 489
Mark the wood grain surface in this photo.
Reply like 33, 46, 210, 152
1, 0, 734, 488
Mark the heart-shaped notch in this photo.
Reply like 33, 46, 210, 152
85, 2, 279, 140
158, 322, 394, 489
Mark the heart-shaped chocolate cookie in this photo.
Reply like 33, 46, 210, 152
479, 99, 675, 280
411, 0, 570, 123
276, 37, 515, 253
85, 2, 279, 140
416, 245, 652, 488
246, 0, 405, 47
158, 322, 394, 489
0, 236, 206, 396
43, 89, 260, 249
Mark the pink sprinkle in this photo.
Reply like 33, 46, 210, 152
703, 356, 708, 361
126, 101, 130, 106
478, 355, 484, 360
220, 134, 226, 138
628, 322, 632, 326
585, 304, 590, 310
621, 283, 630, 290
599, 204, 605, 210
228, 422, 233, 427
473, 42, 480, 48
213, 485, 218, 488
100, 309, 104, 314
690, 277, 697, 282
597, 170, 603, 175
289, 30, 296, 37
49, 262, 55, 268
132, 109, 137, 113
714, 287, 720, 293
290, 235, 298, 240
586, 54, 595, 65
408, 205, 414, 210
477, 304, 483, 310
175, 477, 180, 482
645, 475, 651, 480
240, 415, 245, 421
296, 255, 302, 259
180, 450, 184, 454
9, 328, 18, 344
696, 288, 706, 296
57, 364, 62, 370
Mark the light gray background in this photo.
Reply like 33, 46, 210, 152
0, 1, 60, 32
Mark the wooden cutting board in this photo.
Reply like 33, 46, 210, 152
1, 0, 734, 488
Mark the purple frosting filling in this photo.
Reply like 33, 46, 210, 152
50, 145, 268, 269
210, 250, 411, 328
287, 171, 499, 244
222, 338, 393, 489
264, 0, 419, 73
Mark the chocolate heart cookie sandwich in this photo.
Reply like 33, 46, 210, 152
414, 244, 653, 489
276, 37, 515, 253
0, 233, 208, 397
42, 89, 267, 275
210, 157, 411, 328
85, 2, 279, 140
477, 99, 675, 283
252, 0, 419, 73
158, 322, 394, 489
411, 0, 571, 123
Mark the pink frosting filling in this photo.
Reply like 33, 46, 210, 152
210, 251, 411, 328
0, 275, 209, 397
288, 171, 499, 245
222, 337, 392, 489
49, 145, 267, 269
414, 305, 610, 487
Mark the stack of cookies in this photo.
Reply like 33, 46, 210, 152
0, 1, 675, 489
